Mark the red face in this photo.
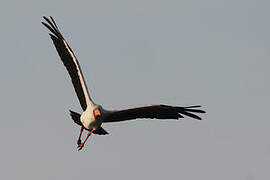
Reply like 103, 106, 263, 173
93, 108, 101, 119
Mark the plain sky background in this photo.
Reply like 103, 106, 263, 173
0, 0, 269, 179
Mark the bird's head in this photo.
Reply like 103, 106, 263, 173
93, 108, 101, 119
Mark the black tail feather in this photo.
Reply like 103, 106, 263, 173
93, 127, 109, 135
69, 110, 82, 126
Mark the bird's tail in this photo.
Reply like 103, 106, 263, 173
69, 110, 109, 135
69, 110, 82, 126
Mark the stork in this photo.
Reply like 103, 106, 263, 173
42, 16, 205, 151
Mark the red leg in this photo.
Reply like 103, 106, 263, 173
77, 129, 94, 151
77, 126, 84, 146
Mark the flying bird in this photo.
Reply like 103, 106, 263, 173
42, 16, 206, 151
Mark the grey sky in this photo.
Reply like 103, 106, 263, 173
0, 0, 270, 179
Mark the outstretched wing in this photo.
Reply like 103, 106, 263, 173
103, 104, 205, 123
42, 16, 94, 110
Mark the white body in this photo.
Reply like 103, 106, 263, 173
80, 106, 98, 130
80, 105, 110, 130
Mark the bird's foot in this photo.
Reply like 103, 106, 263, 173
77, 143, 84, 151
77, 139, 81, 146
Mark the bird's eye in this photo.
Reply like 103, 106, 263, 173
93, 108, 101, 118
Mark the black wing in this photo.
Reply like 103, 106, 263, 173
103, 104, 205, 123
42, 16, 94, 110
